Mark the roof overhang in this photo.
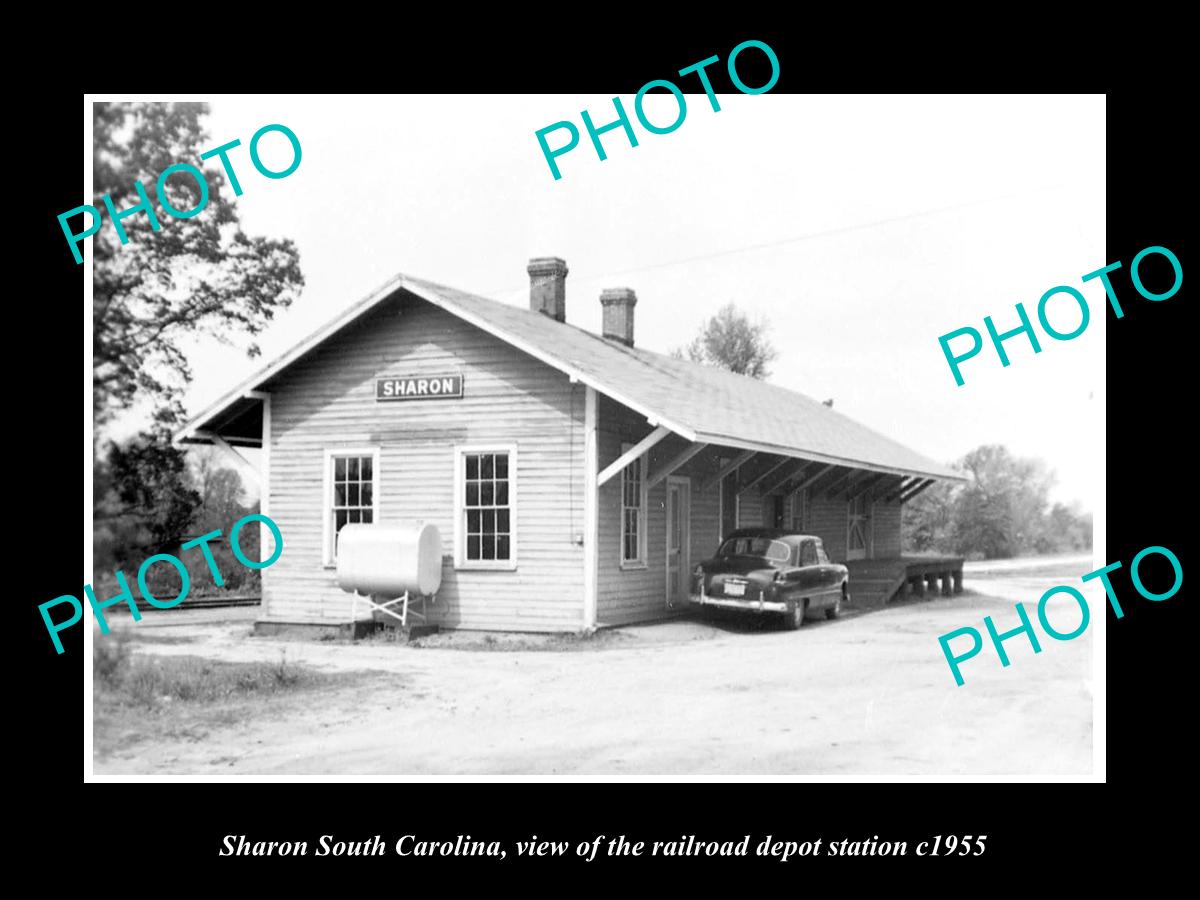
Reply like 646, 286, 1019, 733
173, 273, 963, 485
175, 273, 699, 447
693, 430, 966, 483
176, 273, 407, 445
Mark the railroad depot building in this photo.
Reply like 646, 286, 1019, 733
177, 258, 963, 633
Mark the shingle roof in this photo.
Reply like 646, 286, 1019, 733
178, 272, 962, 482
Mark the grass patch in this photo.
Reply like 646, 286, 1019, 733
93, 636, 364, 762
96, 644, 330, 706
120, 632, 198, 646
408, 629, 633, 652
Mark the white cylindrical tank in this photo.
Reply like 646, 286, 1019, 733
336, 522, 443, 597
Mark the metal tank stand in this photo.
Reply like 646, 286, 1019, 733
350, 590, 435, 633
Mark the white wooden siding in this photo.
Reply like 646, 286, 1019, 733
595, 399, 722, 626
263, 294, 585, 632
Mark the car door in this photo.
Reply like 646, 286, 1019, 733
774, 541, 803, 596
797, 539, 825, 609
814, 539, 839, 597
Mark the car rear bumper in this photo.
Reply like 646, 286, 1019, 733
689, 593, 789, 613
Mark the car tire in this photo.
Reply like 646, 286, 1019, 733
826, 588, 845, 620
784, 598, 806, 631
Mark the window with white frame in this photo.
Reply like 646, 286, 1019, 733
456, 447, 515, 567
324, 449, 379, 564
621, 443, 646, 566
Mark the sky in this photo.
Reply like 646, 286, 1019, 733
111, 93, 1106, 509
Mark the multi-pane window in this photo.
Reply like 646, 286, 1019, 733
326, 451, 377, 563
621, 448, 645, 565
462, 450, 512, 563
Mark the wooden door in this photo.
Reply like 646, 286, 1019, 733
666, 478, 691, 608
847, 494, 871, 560
720, 471, 738, 540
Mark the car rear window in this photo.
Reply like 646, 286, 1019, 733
719, 537, 791, 562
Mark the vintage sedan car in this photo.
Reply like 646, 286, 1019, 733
689, 529, 849, 629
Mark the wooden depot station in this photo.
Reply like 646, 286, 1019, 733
177, 258, 965, 634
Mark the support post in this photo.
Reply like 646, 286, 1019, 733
846, 472, 888, 501
583, 386, 599, 630
245, 390, 272, 617
597, 424, 671, 487
914, 574, 926, 596
953, 569, 963, 593
794, 463, 837, 494
926, 573, 939, 595
198, 432, 262, 482
646, 442, 708, 490
823, 468, 864, 497
760, 459, 812, 496
700, 449, 757, 492
899, 478, 936, 504
941, 572, 953, 596
737, 456, 790, 494
885, 477, 917, 503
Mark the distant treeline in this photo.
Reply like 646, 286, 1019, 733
902, 444, 1092, 560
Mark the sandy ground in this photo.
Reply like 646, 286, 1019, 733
94, 556, 1095, 776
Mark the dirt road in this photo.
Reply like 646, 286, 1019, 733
94, 557, 1095, 776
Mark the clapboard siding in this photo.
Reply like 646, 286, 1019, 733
805, 489, 901, 562
596, 400, 666, 625
689, 471, 720, 575
594, 397, 726, 626
808, 493, 849, 562
737, 491, 764, 529
873, 500, 902, 557
263, 292, 585, 632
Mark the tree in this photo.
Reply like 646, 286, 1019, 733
191, 446, 250, 530
952, 445, 1055, 558
92, 102, 304, 427
1041, 502, 1093, 553
90, 103, 301, 575
101, 428, 201, 558
674, 303, 778, 379
901, 444, 1091, 560
184, 448, 259, 592
901, 479, 956, 553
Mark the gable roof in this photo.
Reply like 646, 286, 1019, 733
177, 272, 963, 482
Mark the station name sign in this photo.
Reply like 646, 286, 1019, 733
376, 372, 464, 401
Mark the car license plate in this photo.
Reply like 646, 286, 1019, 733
724, 581, 746, 597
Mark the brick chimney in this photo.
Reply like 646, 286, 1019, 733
600, 288, 637, 347
527, 257, 568, 322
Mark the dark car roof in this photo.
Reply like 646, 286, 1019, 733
721, 529, 822, 545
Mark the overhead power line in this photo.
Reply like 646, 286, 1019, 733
482, 190, 1025, 296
